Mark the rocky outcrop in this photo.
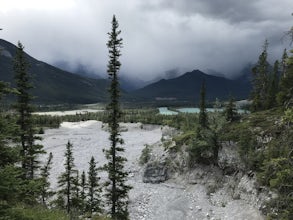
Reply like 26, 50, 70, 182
218, 141, 245, 174
143, 162, 168, 183
135, 126, 269, 219
161, 126, 178, 139
232, 174, 277, 211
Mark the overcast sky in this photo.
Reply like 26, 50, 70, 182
1, 0, 293, 80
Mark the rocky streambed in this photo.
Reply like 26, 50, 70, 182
39, 120, 268, 220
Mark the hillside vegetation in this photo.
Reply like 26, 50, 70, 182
0, 39, 109, 104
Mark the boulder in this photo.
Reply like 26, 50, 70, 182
143, 162, 168, 183
218, 141, 245, 174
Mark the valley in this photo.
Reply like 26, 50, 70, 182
39, 120, 264, 220
1, 4, 293, 219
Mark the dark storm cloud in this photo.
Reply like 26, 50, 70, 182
142, 0, 291, 24
1, 0, 293, 80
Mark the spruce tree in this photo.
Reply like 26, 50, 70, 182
71, 170, 82, 210
251, 40, 270, 111
103, 15, 131, 220
0, 40, 23, 209
0, 82, 17, 167
40, 152, 54, 206
86, 156, 102, 216
278, 49, 293, 107
13, 42, 44, 179
281, 49, 288, 77
198, 80, 208, 128
0, 81, 22, 205
56, 141, 76, 213
224, 96, 238, 122
266, 60, 279, 108
80, 170, 86, 213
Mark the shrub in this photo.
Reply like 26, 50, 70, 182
173, 131, 195, 147
188, 139, 212, 167
282, 108, 293, 126
139, 144, 152, 165
38, 127, 45, 134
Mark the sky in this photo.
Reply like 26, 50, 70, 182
1, 0, 293, 81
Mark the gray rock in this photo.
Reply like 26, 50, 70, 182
143, 162, 168, 183
161, 126, 178, 138
218, 141, 245, 174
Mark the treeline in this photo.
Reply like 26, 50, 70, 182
249, 36, 293, 218
251, 39, 293, 111
33, 109, 199, 131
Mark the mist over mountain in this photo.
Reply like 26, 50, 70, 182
1, 39, 253, 105
0, 39, 109, 104
54, 61, 102, 80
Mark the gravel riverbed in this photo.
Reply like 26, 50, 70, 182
39, 120, 264, 220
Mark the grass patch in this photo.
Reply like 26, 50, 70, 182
1, 205, 69, 220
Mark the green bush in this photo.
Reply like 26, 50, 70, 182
38, 127, 45, 134
139, 144, 152, 165
163, 139, 173, 150
282, 108, 293, 126
187, 128, 219, 167
259, 158, 293, 193
173, 131, 195, 149
188, 139, 211, 167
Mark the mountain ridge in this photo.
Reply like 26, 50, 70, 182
130, 69, 251, 103
0, 39, 110, 104
1, 39, 252, 105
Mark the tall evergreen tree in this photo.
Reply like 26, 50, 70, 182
56, 141, 76, 214
224, 96, 238, 122
0, 39, 23, 211
266, 60, 280, 108
80, 170, 86, 213
251, 40, 270, 111
71, 170, 82, 210
86, 156, 102, 216
281, 49, 288, 78
103, 15, 131, 220
40, 152, 54, 206
0, 81, 22, 207
278, 49, 293, 107
0, 82, 17, 167
13, 42, 44, 179
198, 80, 208, 128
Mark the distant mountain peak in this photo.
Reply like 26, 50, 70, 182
131, 69, 251, 103
185, 69, 205, 75
177, 69, 226, 81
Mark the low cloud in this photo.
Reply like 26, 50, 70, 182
1, 0, 292, 80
